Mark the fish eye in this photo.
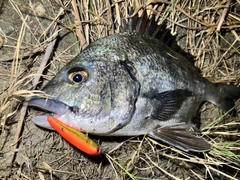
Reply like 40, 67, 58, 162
67, 67, 88, 85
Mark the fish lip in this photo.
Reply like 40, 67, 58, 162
28, 96, 72, 129
28, 96, 70, 115
31, 115, 54, 130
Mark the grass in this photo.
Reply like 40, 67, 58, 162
0, 0, 239, 179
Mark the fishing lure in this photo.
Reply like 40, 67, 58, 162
47, 116, 101, 155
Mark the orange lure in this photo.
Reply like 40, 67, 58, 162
47, 116, 101, 155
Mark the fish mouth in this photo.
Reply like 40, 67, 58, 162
28, 97, 72, 130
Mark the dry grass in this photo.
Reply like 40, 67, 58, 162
0, 0, 240, 179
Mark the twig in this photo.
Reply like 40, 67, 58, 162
208, 165, 238, 180
32, 25, 58, 87
71, 0, 88, 50
145, 154, 181, 180
146, 0, 215, 27
106, 154, 136, 180
217, 0, 231, 31
9, 21, 59, 167
0, 45, 46, 62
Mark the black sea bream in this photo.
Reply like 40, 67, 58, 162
29, 11, 240, 152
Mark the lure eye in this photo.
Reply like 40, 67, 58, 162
68, 68, 88, 84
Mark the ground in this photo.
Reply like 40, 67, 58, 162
0, 0, 240, 179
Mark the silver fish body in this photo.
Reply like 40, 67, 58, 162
29, 13, 240, 152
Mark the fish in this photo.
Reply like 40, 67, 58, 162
28, 11, 240, 153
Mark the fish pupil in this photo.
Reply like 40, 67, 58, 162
73, 73, 82, 83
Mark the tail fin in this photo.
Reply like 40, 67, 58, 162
212, 84, 240, 115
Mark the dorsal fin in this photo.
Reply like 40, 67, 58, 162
121, 10, 171, 43
121, 10, 195, 64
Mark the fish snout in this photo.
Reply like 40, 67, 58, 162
28, 97, 71, 130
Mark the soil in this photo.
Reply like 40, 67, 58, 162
0, 0, 240, 179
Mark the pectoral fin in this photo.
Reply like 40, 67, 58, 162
146, 89, 193, 121
150, 123, 212, 152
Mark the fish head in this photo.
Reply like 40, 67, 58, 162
29, 43, 139, 135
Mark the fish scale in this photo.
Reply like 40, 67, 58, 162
28, 11, 240, 153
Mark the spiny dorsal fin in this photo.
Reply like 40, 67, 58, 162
121, 10, 171, 44
121, 10, 195, 64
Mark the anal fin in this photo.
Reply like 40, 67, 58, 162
150, 123, 212, 152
